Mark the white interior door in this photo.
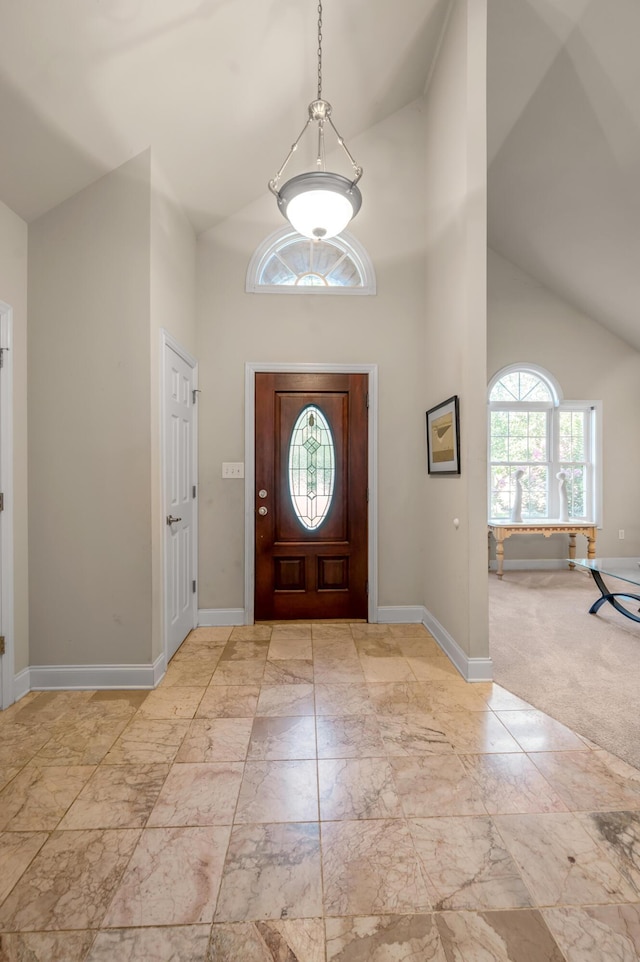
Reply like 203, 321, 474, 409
0, 304, 12, 710
163, 340, 197, 662
0, 367, 3, 707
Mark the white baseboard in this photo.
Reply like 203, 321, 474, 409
377, 604, 493, 682
14, 607, 492, 693
421, 607, 493, 682
14, 667, 31, 702
198, 608, 246, 626
27, 654, 166, 691
153, 654, 167, 686
489, 559, 569, 572
377, 606, 426, 624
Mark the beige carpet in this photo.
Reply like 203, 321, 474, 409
489, 568, 640, 770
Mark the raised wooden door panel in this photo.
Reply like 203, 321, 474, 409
255, 372, 368, 621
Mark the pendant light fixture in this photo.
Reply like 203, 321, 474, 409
269, 1, 362, 240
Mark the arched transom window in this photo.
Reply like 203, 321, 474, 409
489, 369, 555, 404
246, 228, 376, 295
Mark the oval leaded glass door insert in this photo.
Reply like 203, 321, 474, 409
288, 405, 335, 530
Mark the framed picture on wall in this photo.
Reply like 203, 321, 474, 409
426, 395, 460, 475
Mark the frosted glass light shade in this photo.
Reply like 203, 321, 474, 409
277, 172, 362, 239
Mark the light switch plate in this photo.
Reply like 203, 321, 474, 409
222, 462, 244, 478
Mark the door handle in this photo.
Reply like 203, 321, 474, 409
258, 506, 268, 516
166, 515, 182, 525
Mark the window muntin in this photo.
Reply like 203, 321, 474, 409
266, 238, 358, 288
246, 228, 376, 295
261, 257, 296, 286
288, 405, 336, 531
558, 410, 588, 517
488, 367, 597, 522
489, 371, 553, 403
490, 463, 549, 520
296, 272, 326, 287
490, 410, 547, 463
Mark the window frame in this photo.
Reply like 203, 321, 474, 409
245, 227, 376, 296
488, 365, 602, 524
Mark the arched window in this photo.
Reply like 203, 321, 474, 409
246, 227, 376, 295
489, 367, 558, 404
488, 364, 600, 522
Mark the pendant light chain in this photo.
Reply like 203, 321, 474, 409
268, 0, 362, 239
317, 1, 323, 101
316, 2, 324, 171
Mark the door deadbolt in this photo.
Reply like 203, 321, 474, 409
258, 489, 268, 499
258, 506, 268, 516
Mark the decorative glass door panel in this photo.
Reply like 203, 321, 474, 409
288, 405, 336, 531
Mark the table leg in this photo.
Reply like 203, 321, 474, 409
588, 568, 640, 623
587, 533, 596, 561
496, 540, 504, 579
568, 533, 576, 569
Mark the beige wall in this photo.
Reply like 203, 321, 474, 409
196, 99, 429, 612
421, 0, 489, 659
488, 248, 640, 559
150, 158, 197, 658
150, 159, 198, 359
0, 200, 29, 674
28, 152, 153, 666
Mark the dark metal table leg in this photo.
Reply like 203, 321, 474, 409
588, 569, 640, 623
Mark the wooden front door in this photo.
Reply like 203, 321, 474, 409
255, 372, 368, 621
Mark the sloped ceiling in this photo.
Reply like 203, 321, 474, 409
1, 0, 637, 350
0, 0, 451, 231
488, 0, 640, 350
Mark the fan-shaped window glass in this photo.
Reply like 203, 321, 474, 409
288, 406, 335, 530
246, 228, 376, 295
489, 371, 553, 403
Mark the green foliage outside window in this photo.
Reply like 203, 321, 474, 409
489, 369, 593, 522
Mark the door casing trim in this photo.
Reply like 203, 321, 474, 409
244, 362, 378, 624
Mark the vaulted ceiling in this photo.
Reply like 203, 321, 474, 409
0, 0, 450, 230
488, 0, 640, 351
0, 0, 637, 349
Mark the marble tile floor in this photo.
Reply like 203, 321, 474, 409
0, 623, 639, 960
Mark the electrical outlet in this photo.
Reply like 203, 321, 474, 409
222, 462, 244, 479
619, 529, 625, 539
